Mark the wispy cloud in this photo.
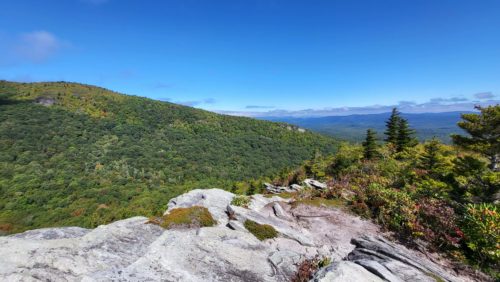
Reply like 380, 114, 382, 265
245, 105, 276, 109
0, 31, 69, 65
217, 95, 498, 118
474, 92, 495, 100
15, 31, 67, 63
428, 97, 468, 103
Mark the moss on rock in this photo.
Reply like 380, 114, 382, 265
244, 219, 278, 241
151, 206, 217, 229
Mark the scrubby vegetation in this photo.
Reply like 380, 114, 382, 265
149, 206, 216, 229
246, 106, 500, 277
291, 256, 332, 282
244, 219, 278, 241
230, 195, 251, 208
0, 81, 338, 234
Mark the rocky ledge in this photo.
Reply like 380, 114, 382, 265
0, 189, 477, 281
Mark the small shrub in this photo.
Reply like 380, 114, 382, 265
291, 258, 318, 282
365, 183, 417, 236
415, 198, 463, 250
244, 219, 278, 241
231, 195, 251, 208
350, 200, 371, 218
291, 256, 332, 282
152, 206, 217, 229
461, 203, 499, 264
317, 256, 332, 268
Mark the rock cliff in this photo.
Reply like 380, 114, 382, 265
0, 189, 476, 281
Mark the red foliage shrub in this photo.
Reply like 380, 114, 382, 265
291, 258, 317, 282
415, 198, 463, 250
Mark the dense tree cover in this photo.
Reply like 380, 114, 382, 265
0, 80, 338, 234
245, 106, 499, 277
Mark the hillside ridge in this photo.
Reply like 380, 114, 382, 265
0, 80, 338, 234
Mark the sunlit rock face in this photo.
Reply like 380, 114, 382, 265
0, 189, 469, 282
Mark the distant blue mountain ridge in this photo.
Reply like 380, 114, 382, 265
260, 111, 471, 143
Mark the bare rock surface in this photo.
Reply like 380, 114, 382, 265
312, 261, 385, 282
346, 236, 459, 282
303, 179, 328, 190
0, 188, 475, 281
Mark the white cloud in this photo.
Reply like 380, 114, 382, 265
0, 31, 69, 65
14, 31, 66, 63
474, 92, 495, 100
246, 105, 276, 109
217, 96, 499, 118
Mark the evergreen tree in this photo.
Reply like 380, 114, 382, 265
362, 129, 378, 160
420, 138, 442, 170
452, 105, 500, 171
384, 108, 401, 145
396, 118, 417, 152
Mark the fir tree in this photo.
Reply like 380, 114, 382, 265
420, 137, 442, 170
396, 118, 417, 152
452, 105, 500, 171
384, 108, 401, 145
362, 129, 378, 160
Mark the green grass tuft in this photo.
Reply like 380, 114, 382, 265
231, 195, 251, 207
152, 206, 217, 229
244, 219, 278, 241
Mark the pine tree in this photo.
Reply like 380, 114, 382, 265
384, 108, 401, 145
420, 138, 442, 170
396, 118, 417, 152
362, 129, 378, 160
452, 105, 500, 171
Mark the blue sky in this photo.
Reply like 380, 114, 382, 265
0, 0, 498, 116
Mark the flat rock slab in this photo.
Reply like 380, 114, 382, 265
0, 189, 475, 282
312, 261, 384, 282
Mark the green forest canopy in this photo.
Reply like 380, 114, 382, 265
0, 80, 338, 233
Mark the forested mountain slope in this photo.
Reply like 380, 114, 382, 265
0, 81, 338, 233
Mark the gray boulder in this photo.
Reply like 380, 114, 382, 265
272, 202, 291, 220
304, 179, 328, 190
165, 188, 234, 224
290, 184, 303, 191
345, 236, 458, 282
264, 183, 294, 194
